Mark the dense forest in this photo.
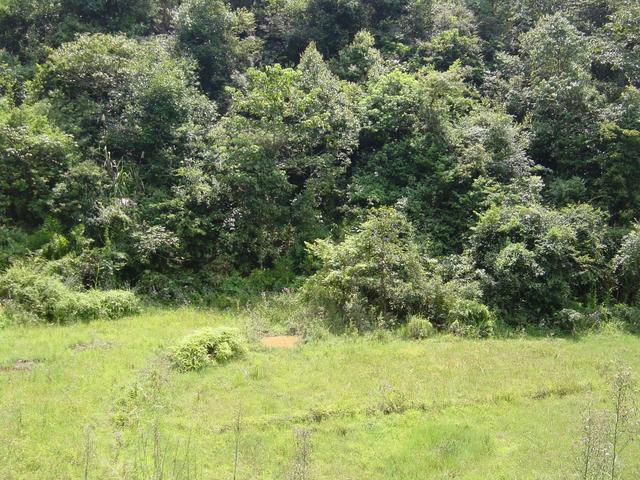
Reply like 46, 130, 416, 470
1, 0, 640, 333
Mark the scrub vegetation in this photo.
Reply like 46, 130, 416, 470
1, 0, 640, 477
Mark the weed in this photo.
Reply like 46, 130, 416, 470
575, 364, 638, 480
287, 428, 313, 480
376, 382, 408, 415
83, 425, 94, 480
131, 421, 202, 480
233, 409, 242, 480
113, 359, 168, 428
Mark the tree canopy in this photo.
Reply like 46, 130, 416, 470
2, 0, 640, 328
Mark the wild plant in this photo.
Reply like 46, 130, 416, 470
575, 364, 638, 480
287, 428, 313, 480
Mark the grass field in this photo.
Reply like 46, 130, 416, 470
1, 308, 639, 479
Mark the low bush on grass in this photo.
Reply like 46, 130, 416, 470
169, 327, 246, 372
0, 263, 140, 324
609, 304, 640, 333
446, 299, 496, 337
405, 315, 435, 339
53, 289, 141, 322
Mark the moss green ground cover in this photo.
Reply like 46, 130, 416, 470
1, 308, 639, 479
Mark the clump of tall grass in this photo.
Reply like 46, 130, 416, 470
246, 290, 329, 340
404, 315, 435, 339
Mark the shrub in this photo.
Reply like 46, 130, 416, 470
405, 315, 435, 339
53, 289, 140, 322
247, 290, 327, 339
446, 299, 495, 337
112, 360, 168, 428
612, 224, 640, 305
469, 202, 607, 324
0, 263, 67, 321
608, 304, 640, 333
552, 307, 610, 332
169, 327, 246, 372
303, 207, 436, 331
0, 263, 140, 324
96, 290, 140, 318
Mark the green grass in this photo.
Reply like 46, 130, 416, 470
1, 308, 639, 479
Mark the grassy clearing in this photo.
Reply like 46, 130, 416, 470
1, 308, 639, 479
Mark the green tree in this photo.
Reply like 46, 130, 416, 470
602, 0, 640, 86
469, 200, 608, 324
0, 99, 78, 225
166, 44, 362, 271
0, 0, 176, 63
590, 87, 640, 223
332, 30, 386, 82
349, 66, 532, 252
33, 33, 215, 187
409, 1, 484, 78
612, 223, 640, 305
175, 0, 263, 96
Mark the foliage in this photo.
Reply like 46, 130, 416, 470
612, 224, 640, 305
0, 0, 175, 63
33, 33, 214, 183
349, 67, 532, 252
303, 207, 437, 330
166, 44, 362, 270
469, 201, 608, 324
0, 263, 140, 324
168, 327, 246, 372
332, 30, 386, 82
0, 99, 78, 225
446, 299, 495, 337
404, 315, 435, 339
175, 0, 262, 96
1, 0, 640, 331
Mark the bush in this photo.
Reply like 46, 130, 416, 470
469, 202, 607, 324
0, 263, 66, 321
53, 289, 140, 322
169, 327, 246, 372
446, 299, 495, 337
247, 290, 327, 339
405, 315, 435, 339
0, 263, 140, 324
608, 304, 640, 333
612, 224, 640, 305
303, 208, 436, 331
552, 308, 610, 332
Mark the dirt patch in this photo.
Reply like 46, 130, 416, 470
1, 359, 41, 372
260, 335, 301, 349
71, 340, 114, 352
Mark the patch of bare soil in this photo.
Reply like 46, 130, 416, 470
260, 335, 301, 349
1, 359, 41, 372
71, 340, 114, 352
